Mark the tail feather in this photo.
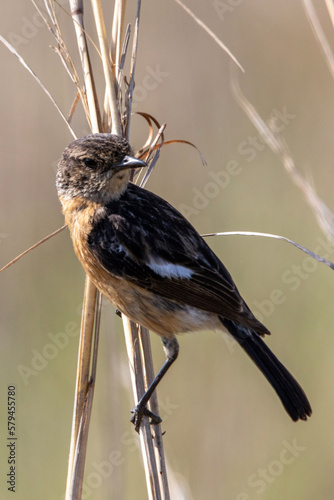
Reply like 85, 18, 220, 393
221, 318, 312, 421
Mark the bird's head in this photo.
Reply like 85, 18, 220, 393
56, 133, 146, 203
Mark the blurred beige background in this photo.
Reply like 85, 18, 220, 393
1, 1, 334, 499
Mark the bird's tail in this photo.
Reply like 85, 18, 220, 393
220, 318, 312, 421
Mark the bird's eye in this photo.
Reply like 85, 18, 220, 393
83, 157, 98, 169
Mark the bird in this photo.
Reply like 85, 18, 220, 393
56, 133, 312, 432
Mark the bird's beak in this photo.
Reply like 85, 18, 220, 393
115, 155, 147, 170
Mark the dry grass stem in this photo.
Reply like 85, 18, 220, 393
124, 1, 141, 139
65, 278, 99, 500
68, 291, 102, 497
302, 0, 334, 80
118, 23, 131, 75
0, 35, 76, 139
111, 0, 127, 73
65, 1, 102, 497
39, 0, 94, 123
231, 66, 334, 243
174, 0, 244, 72
69, 0, 102, 131
91, 0, 121, 134
325, 0, 334, 28
139, 328, 170, 497
122, 317, 169, 500
0, 225, 67, 274
203, 231, 334, 270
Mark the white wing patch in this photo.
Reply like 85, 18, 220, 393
147, 256, 193, 279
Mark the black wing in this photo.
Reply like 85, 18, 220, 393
88, 183, 269, 335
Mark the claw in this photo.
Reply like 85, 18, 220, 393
131, 405, 162, 433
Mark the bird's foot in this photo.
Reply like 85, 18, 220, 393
130, 405, 162, 433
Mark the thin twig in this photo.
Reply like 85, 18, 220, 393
0, 35, 76, 139
0, 225, 67, 274
202, 231, 334, 270
174, 0, 244, 72
33, 0, 92, 122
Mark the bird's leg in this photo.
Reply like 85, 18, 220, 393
131, 337, 179, 433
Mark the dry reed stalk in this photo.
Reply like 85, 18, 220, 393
69, 0, 102, 130
111, 0, 127, 73
139, 328, 170, 496
65, 2, 102, 496
123, 319, 169, 500
91, 0, 121, 135
65, 279, 99, 499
